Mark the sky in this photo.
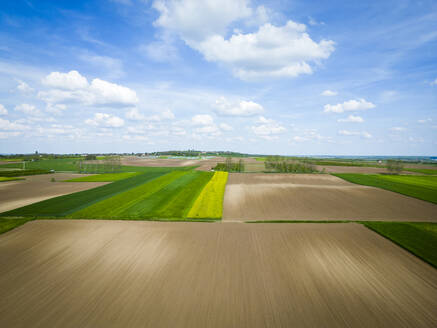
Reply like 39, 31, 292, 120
0, 0, 436, 155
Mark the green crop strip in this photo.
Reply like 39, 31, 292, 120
187, 171, 228, 219
0, 170, 171, 217
333, 174, 437, 204
362, 222, 437, 268
0, 218, 34, 235
64, 172, 141, 182
69, 171, 189, 218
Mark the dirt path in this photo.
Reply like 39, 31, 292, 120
0, 173, 108, 213
0, 220, 436, 327
223, 173, 437, 221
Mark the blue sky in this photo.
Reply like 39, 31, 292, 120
0, 0, 436, 155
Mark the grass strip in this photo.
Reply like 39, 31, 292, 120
70, 171, 189, 218
246, 220, 352, 223
0, 218, 33, 235
64, 172, 140, 182
333, 173, 437, 204
404, 168, 437, 175
0, 170, 171, 217
0, 177, 25, 182
362, 222, 437, 269
0, 169, 51, 177
187, 172, 228, 219
125, 171, 213, 219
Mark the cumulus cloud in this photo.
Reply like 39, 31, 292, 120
418, 118, 432, 123
0, 104, 8, 115
430, 78, 437, 86
251, 116, 286, 138
46, 103, 67, 114
16, 80, 34, 93
15, 103, 41, 116
321, 90, 337, 96
338, 130, 372, 138
191, 114, 214, 126
324, 99, 375, 113
337, 115, 364, 123
126, 108, 175, 121
153, 0, 335, 80
0, 118, 28, 131
214, 97, 264, 116
291, 129, 331, 143
196, 22, 334, 80
85, 113, 124, 127
153, 0, 252, 43
390, 127, 406, 132
219, 123, 233, 131
42, 70, 89, 90
39, 71, 138, 107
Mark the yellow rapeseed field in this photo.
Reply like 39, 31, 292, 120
187, 171, 228, 219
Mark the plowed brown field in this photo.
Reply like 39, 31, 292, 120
0, 173, 107, 213
223, 173, 437, 221
0, 220, 436, 327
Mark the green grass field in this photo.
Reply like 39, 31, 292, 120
187, 172, 228, 219
362, 222, 437, 268
1, 158, 80, 171
404, 168, 437, 175
0, 218, 33, 235
333, 174, 437, 204
0, 177, 24, 182
64, 172, 140, 182
0, 170, 171, 217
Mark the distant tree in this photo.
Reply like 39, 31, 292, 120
386, 160, 403, 174
85, 154, 97, 160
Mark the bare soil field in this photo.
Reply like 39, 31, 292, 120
223, 173, 437, 221
0, 220, 435, 328
121, 156, 223, 168
0, 173, 107, 213
317, 165, 403, 174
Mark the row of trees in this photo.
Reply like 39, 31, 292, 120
386, 160, 404, 174
214, 158, 245, 172
77, 156, 122, 173
265, 158, 319, 173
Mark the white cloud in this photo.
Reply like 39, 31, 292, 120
321, 90, 337, 96
338, 130, 372, 138
219, 123, 233, 131
191, 114, 214, 126
46, 103, 67, 114
291, 129, 331, 142
39, 71, 138, 107
153, 1, 335, 80
79, 54, 124, 79
214, 97, 264, 116
418, 118, 432, 123
15, 103, 41, 116
85, 113, 124, 128
337, 115, 364, 123
430, 78, 437, 86
324, 99, 375, 113
0, 104, 8, 115
196, 21, 335, 80
0, 131, 22, 139
153, 0, 252, 43
390, 127, 406, 132
171, 126, 186, 135
16, 80, 34, 93
126, 108, 175, 121
251, 116, 286, 137
42, 70, 89, 90
0, 118, 28, 131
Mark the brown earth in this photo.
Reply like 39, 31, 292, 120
121, 156, 224, 169
0, 173, 108, 213
0, 220, 436, 328
316, 165, 420, 174
223, 173, 437, 221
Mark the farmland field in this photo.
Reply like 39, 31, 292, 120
187, 171, 228, 219
334, 174, 437, 204
0, 173, 109, 213
223, 173, 437, 221
362, 221, 437, 268
0, 220, 436, 327
64, 172, 140, 182
0, 177, 24, 182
